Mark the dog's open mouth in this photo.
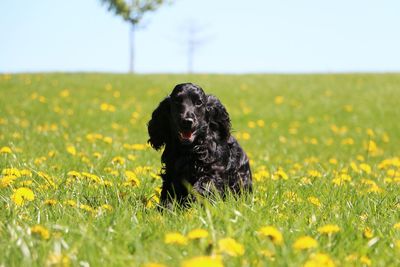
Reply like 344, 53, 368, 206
179, 130, 195, 143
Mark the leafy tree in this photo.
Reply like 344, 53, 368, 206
100, 0, 167, 73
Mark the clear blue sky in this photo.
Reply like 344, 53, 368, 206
1, 0, 400, 73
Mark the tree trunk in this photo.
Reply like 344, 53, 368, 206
129, 24, 135, 73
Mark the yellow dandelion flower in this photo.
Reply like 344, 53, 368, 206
103, 136, 113, 144
318, 224, 341, 235
393, 222, 400, 229
274, 96, 284, 105
248, 121, 256, 128
31, 225, 50, 240
0, 146, 12, 154
182, 256, 223, 267
272, 168, 288, 180
80, 204, 95, 213
11, 187, 35, 206
66, 145, 76, 156
123, 170, 140, 187
332, 173, 351, 186
304, 253, 335, 267
257, 119, 265, 127
341, 138, 354, 145
308, 196, 321, 207
359, 163, 372, 174
46, 253, 70, 267
64, 200, 77, 207
100, 102, 109, 111
292, 236, 318, 250
99, 204, 113, 212
329, 158, 338, 165
164, 232, 187, 245
308, 170, 322, 178
366, 140, 377, 152
146, 195, 160, 208
258, 226, 283, 245
218, 237, 245, 257
363, 227, 373, 239
1, 175, 18, 188
360, 256, 372, 266
111, 156, 125, 165
44, 199, 57, 206
242, 132, 251, 140
187, 228, 209, 240
59, 89, 70, 98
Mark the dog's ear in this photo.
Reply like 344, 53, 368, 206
147, 97, 171, 150
206, 95, 231, 141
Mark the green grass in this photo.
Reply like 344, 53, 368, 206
1, 73, 400, 266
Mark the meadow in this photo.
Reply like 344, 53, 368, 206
1, 73, 400, 267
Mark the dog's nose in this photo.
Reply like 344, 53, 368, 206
182, 118, 194, 129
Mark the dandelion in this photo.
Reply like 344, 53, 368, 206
1, 175, 17, 188
111, 156, 125, 165
242, 132, 251, 140
292, 236, 318, 250
187, 228, 209, 240
272, 168, 288, 180
11, 187, 35, 206
274, 96, 284, 105
123, 170, 140, 187
284, 191, 301, 203
44, 199, 57, 206
146, 195, 160, 208
164, 232, 187, 245
308, 196, 322, 207
46, 253, 70, 267
103, 136, 113, 144
64, 200, 77, 207
393, 222, 400, 230
93, 152, 102, 159
257, 119, 265, 127
31, 225, 50, 240
360, 256, 372, 266
218, 237, 244, 256
248, 121, 256, 128
359, 163, 372, 174
318, 224, 341, 235
182, 256, 223, 267
99, 204, 113, 212
258, 226, 283, 245
304, 253, 335, 267
308, 170, 322, 178
363, 227, 373, 239
59, 89, 70, 98
332, 173, 351, 186
0, 146, 12, 154
66, 145, 76, 156
80, 204, 95, 214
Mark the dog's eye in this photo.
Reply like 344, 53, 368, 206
195, 99, 203, 106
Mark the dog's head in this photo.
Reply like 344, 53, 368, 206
147, 83, 231, 150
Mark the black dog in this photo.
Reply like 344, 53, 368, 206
147, 83, 252, 206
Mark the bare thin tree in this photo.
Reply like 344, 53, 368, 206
100, 0, 168, 73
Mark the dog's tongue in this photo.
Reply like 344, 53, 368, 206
182, 131, 192, 139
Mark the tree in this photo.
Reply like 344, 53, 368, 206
100, 0, 166, 73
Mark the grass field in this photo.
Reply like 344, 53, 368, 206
1, 73, 400, 267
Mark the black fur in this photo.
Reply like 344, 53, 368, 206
147, 83, 252, 206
